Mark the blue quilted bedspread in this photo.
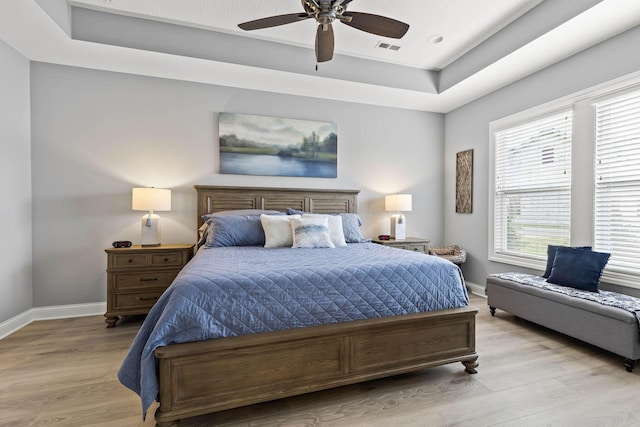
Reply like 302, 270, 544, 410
118, 243, 469, 416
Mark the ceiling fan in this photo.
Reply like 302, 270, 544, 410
238, 0, 410, 63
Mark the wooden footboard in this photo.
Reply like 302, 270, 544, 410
154, 306, 478, 426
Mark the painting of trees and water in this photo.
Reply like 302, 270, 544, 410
219, 113, 337, 178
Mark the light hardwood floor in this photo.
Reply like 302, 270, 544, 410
2, 293, 639, 426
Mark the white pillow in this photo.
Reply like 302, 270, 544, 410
303, 214, 347, 247
290, 217, 335, 249
260, 214, 301, 248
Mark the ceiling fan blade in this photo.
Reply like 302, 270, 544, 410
341, 11, 409, 39
238, 13, 310, 31
315, 24, 334, 62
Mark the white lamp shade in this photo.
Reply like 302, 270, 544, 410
385, 194, 412, 212
132, 187, 171, 246
132, 188, 171, 212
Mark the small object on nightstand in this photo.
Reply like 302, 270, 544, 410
104, 243, 194, 327
372, 237, 430, 254
378, 234, 390, 240
112, 240, 132, 248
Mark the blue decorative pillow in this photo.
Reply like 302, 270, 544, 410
211, 209, 282, 216
339, 213, 369, 243
285, 207, 306, 215
201, 210, 284, 248
546, 247, 610, 292
290, 217, 335, 248
204, 215, 267, 247
543, 245, 591, 278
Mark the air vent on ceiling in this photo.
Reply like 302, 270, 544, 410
376, 42, 401, 51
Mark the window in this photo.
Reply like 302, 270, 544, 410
488, 77, 640, 286
594, 89, 640, 283
491, 111, 572, 266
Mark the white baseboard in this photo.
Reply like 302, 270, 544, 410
466, 281, 486, 298
0, 301, 106, 340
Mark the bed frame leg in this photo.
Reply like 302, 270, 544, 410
462, 357, 478, 374
624, 358, 636, 373
489, 306, 496, 316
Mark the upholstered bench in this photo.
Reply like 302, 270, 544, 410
486, 273, 640, 372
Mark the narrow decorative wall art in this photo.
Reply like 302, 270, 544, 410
456, 149, 473, 213
218, 113, 337, 178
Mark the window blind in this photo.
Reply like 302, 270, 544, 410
493, 111, 572, 259
594, 90, 640, 276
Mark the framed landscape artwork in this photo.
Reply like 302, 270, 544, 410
456, 149, 473, 213
218, 113, 338, 178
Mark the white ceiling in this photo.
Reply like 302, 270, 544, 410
67, 0, 540, 70
1, 0, 639, 112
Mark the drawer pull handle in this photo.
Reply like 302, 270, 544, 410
139, 296, 158, 301
128, 259, 133, 263
139, 278, 159, 282
164, 258, 169, 262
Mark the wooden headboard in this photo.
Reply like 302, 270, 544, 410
194, 186, 359, 227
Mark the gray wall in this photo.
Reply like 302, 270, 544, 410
29, 63, 445, 308
13, 17, 639, 319
444, 26, 640, 290
0, 39, 32, 322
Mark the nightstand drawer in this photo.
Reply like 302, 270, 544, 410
405, 244, 428, 254
114, 291, 164, 310
372, 237, 430, 255
113, 271, 178, 290
111, 251, 186, 269
151, 253, 184, 267
112, 253, 148, 268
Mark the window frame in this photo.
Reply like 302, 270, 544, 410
489, 106, 574, 270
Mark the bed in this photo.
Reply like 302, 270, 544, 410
118, 186, 478, 426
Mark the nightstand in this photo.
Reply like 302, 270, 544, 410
372, 237, 430, 254
104, 244, 194, 327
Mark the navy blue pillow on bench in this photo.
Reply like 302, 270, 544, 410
543, 245, 591, 278
546, 247, 610, 292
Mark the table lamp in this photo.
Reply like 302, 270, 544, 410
385, 194, 412, 240
132, 187, 171, 246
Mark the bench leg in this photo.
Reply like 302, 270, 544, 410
489, 306, 496, 316
624, 358, 636, 373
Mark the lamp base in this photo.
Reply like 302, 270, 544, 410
390, 214, 406, 240
141, 214, 161, 246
